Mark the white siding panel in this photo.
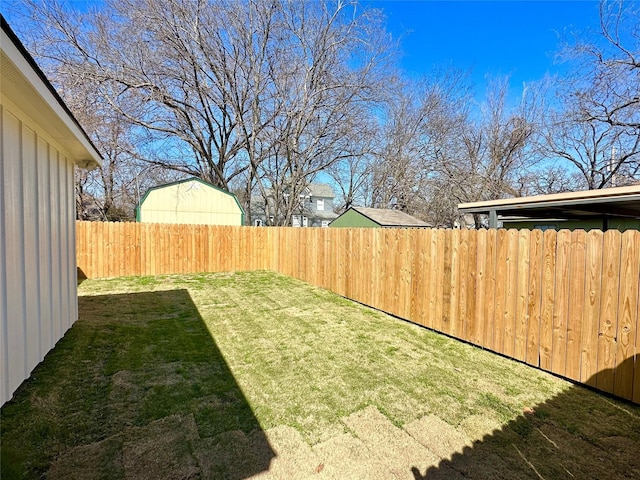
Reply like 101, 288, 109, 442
59, 157, 71, 332
68, 163, 78, 326
37, 138, 53, 355
50, 147, 62, 344
1, 107, 80, 405
22, 124, 41, 369
2, 109, 27, 401
1, 67, 85, 405
0, 105, 7, 404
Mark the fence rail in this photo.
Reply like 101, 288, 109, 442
76, 221, 640, 403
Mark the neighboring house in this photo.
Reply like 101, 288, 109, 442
330, 207, 431, 228
250, 183, 338, 227
136, 177, 244, 226
1, 16, 102, 405
458, 185, 640, 231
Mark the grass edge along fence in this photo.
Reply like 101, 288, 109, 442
76, 221, 640, 403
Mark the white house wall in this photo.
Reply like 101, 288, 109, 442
1, 102, 77, 405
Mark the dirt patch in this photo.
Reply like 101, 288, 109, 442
342, 406, 441, 478
108, 371, 142, 426
312, 433, 392, 480
258, 425, 322, 479
404, 415, 471, 461
110, 370, 140, 399
48, 435, 124, 480
193, 430, 274, 480
48, 414, 204, 480
122, 414, 200, 480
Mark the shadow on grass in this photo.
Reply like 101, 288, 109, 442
76, 266, 87, 285
411, 356, 640, 480
1, 289, 274, 479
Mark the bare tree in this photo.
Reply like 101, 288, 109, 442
23, 0, 279, 190
19, 0, 394, 225
517, 164, 584, 195
538, 103, 639, 188
361, 72, 538, 228
569, 0, 640, 130
325, 147, 376, 212
40, 54, 146, 221
369, 70, 471, 222
540, 0, 640, 188
428, 77, 539, 227
252, 0, 394, 225
370, 83, 433, 213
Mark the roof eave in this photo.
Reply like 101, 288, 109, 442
458, 185, 640, 213
1, 16, 102, 169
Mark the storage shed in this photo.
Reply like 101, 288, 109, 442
330, 206, 431, 228
1, 17, 102, 405
136, 177, 244, 226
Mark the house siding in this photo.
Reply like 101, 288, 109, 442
301, 194, 337, 227
250, 185, 338, 227
1, 103, 77, 405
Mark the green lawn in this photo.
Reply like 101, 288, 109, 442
2, 271, 639, 479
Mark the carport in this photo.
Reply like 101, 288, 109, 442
458, 185, 640, 230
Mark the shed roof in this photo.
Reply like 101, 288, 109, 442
458, 185, 640, 221
1, 16, 102, 169
350, 207, 431, 227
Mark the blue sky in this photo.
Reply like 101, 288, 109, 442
5, 0, 604, 96
4, 0, 607, 99
365, 0, 603, 94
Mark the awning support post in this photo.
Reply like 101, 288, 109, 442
489, 210, 498, 229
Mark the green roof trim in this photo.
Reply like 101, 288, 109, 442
136, 177, 245, 224
330, 208, 380, 228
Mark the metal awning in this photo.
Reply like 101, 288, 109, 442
458, 185, 640, 228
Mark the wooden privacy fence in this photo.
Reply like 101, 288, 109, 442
76, 221, 640, 403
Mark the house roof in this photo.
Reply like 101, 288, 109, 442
458, 185, 640, 220
310, 210, 338, 220
1, 15, 102, 169
307, 183, 335, 198
256, 183, 335, 201
350, 207, 431, 227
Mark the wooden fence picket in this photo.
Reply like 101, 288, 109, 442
613, 230, 640, 400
